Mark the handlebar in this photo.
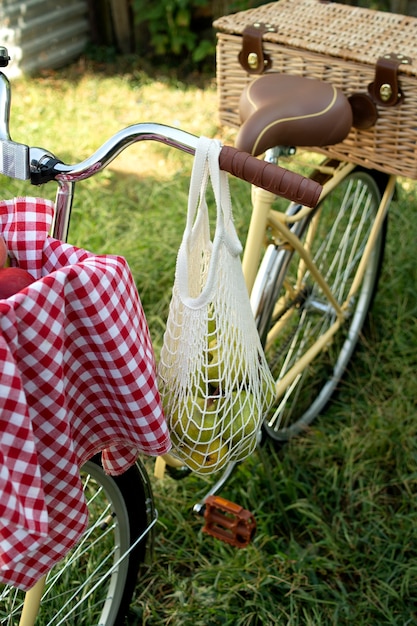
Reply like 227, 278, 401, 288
28, 123, 322, 209
218, 146, 321, 208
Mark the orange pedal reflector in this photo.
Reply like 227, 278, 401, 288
202, 495, 256, 548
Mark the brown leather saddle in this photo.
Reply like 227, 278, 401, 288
235, 73, 354, 156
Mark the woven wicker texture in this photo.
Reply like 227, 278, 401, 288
214, 0, 417, 178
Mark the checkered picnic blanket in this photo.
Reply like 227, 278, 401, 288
0, 197, 171, 590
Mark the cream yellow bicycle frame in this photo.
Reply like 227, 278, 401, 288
243, 160, 396, 403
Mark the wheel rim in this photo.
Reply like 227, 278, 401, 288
263, 172, 383, 440
0, 461, 131, 626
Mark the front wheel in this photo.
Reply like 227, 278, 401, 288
259, 169, 388, 442
0, 456, 154, 626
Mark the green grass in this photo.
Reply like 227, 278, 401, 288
2, 61, 417, 625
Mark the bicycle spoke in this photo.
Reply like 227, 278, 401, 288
0, 459, 151, 626
262, 170, 386, 440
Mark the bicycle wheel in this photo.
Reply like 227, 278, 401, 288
0, 455, 154, 626
257, 169, 388, 442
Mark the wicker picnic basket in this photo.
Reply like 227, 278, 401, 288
213, 0, 417, 179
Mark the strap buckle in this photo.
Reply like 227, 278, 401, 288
238, 23, 275, 74
368, 52, 412, 107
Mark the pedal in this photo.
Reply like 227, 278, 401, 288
202, 495, 256, 548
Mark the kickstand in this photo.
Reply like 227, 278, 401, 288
192, 460, 238, 515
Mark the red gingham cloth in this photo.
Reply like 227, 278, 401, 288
0, 197, 171, 590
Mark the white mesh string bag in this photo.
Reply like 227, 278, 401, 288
158, 136, 275, 475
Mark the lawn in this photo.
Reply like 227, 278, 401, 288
3, 58, 417, 625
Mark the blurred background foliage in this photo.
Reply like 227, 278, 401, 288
90, 0, 414, 75
131, 0, 270, 73
132, 0, 410, 67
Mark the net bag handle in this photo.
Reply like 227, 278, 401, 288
176, 137, 242, 309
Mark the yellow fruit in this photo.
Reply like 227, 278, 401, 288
263, 376, 276, 409
170, 396, 220, 445
233, 436, 258, 462
186, 439, 229, 474
190, 371, 209, 398
207, 339, 244, 388
207, 316, 217, 339
222, 392, 258, 445
207, 339, 221, 383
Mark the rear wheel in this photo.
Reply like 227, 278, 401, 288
0, 456, 154, 626
257, 170, 387, 442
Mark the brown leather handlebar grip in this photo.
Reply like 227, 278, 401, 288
219, 145, 322, 208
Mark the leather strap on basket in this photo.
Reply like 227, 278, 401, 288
238, 23, 275, 74
368, 53, 412, 107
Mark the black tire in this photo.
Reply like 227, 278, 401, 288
0, 455, 154, 626
256, 169, 388, 442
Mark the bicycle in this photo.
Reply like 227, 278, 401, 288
0, 46, 395, 624
0, 48, 319, 626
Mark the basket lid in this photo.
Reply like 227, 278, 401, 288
214, 0, 417, 76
